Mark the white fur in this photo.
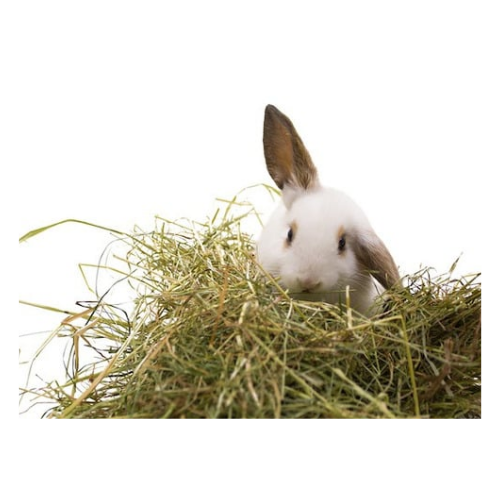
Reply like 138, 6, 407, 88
257, 187, 382, 314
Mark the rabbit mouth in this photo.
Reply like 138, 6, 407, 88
297, 279, 323, 293
300, 286, 321, 294
288, 280, 326, 299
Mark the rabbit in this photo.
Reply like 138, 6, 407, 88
256, 105, 399, 315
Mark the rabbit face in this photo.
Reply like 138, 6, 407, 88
258, 187, 378, 309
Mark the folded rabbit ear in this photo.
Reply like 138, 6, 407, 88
263, 105, 319, 201
352, 231, 399, 290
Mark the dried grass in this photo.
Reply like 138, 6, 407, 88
19, 194, 481, 418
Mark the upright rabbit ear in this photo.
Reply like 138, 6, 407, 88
263, 105, 319, 202
352, 231, 400, 290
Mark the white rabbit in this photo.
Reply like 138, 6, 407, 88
257, 105, 399, 315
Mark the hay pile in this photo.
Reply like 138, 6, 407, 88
21, 199, 481, 418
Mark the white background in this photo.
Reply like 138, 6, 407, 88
6, 0, 498, 498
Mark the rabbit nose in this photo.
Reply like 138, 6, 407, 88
299, 278, 322, 293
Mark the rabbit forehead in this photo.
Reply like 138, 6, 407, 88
288, 188, 369, 233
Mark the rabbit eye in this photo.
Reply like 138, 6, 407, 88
285, 222, 297, 247
338, 235, 346, 252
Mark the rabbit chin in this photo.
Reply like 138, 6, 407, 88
285, 279, 379, 315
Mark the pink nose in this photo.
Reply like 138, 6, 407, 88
298, 279, 322, 292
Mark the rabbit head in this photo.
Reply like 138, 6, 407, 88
257, 105, 399, 314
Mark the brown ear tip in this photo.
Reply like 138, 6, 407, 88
265, 104, 283, 121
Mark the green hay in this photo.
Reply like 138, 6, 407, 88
20, 197, 481, 418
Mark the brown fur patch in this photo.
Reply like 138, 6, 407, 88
263, 105, 319, 191
352, 231, 399, 289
